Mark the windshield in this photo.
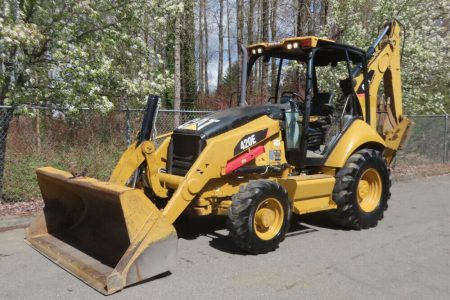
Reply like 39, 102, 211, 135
246, 46, 364, 111
246, 55, 308, 105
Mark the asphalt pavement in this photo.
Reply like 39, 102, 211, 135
0, 174, 449, 299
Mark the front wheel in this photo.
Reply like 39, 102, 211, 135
227, 180, 291, 254
329, 149, 391, 229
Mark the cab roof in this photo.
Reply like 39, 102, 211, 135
247, 36, 366, 65
248, 36, 335, 51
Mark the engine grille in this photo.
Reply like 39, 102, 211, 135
167, 132, 206, 176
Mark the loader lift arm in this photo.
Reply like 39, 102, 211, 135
109, 95, 159, 186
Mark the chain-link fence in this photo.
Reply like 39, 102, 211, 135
397, 115, 449, 165
0, 105, 448, 201
1, 106, 211, 201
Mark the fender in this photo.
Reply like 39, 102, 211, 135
324, 119, 386, 168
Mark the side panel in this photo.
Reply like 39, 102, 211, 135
277, 175, 337, 215
162, 115, 284, 223
324, 119, 386, 168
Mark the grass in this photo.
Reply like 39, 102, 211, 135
3, 143, 124, 202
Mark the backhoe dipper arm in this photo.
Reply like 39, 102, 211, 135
353, 20, 411, 163
353, 20, 404, 126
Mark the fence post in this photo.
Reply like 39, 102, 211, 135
444, 111, 448, 163
35, 108, 41, 152
125, 105, 132, 147
0, 107, 14, 197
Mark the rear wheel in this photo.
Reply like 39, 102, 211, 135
227, 180, 291, 254
329, 149, 391, 229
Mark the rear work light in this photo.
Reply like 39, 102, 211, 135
300, 38, 312, 48
286, 38, 313, 50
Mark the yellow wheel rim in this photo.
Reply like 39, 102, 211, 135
357, 168, 382, 213
253, 197, 284, 240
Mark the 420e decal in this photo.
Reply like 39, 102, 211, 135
234, 129, 268, 155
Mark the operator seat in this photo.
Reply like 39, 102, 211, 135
306, 93, 334, 151
310, 93, 334, 116
338, 78, 360, 127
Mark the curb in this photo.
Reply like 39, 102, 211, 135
0, 215, 34, 232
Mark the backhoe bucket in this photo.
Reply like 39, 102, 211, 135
25, 167, 177, 295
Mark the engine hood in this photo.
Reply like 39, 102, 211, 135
174, 105, 283, 139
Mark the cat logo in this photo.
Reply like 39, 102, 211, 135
178, 118, 220, 131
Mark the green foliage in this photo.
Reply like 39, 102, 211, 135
181, 0, 198, 103
4, 143, 123, 202
223, 62, 241, 94
322, 0, 450, 114
0, 0, 183, 110
1, 1, 447, 114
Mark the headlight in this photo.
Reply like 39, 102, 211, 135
286, 43, 293, 50
252, 49, 257, 55
257, 47, 263, 54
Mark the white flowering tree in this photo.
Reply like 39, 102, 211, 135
0, 0, 183, 195
322, 0, 450, 114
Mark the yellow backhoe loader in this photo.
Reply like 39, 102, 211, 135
26, 19, 411, 294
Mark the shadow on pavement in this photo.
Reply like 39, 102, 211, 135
174, 211, 345, 255
294, 211, 346, 231
174, 215, 248, 255
174, 215, 228, 240
124, 271, 172, 291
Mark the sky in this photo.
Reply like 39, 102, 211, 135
198, 0, 299, 90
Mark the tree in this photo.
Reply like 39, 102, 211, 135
181, 0, 198, 104
270, 0, 279, 95
261, 0, 270, 102
296, 0, 309, 36
236, 0, 244, 93
174, 11, 182, 127
203, 0, 210, 95
323, 0, 449, 113
198, 0, 205, 96
0, 0, 182, 195
217, 0, 224, 88
247, 0, 255, 44
226, 0, 233, 88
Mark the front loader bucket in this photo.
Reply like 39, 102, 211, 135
25, 167, 177, 295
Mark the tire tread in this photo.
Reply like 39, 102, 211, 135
227, 180, 290, 254
330, 149, 391, 229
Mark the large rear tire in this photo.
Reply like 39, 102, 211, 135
227, 180, 291, 254
329, 149, 391, 229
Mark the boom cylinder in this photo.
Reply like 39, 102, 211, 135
138, 95, 159, 145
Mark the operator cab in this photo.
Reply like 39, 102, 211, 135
246, 38, 369, 168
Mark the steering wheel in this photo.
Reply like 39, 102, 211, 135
281, 91, 305, 103
292, 92, 305, 103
